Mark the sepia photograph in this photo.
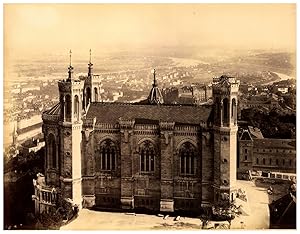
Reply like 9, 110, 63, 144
2, 1, 297, 230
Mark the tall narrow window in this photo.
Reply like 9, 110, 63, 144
276, 159, 279, 165
223, 98, 229, 125
179, 142, 197, 175
263, 158, 265, 165
48, 134, 56, 168
232, 98, 237, 118
139, 140, 155, 172
86, 87, 91, 107
74, 95, 79, 120
98, 139, 117, 171
215, 97, 220, 124
65, 94, 71, 120
94, 87, 98, 102
256, 158, 259, 164
269, 158, 272, 165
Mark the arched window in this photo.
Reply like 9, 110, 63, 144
74, 95, 79, 119
65, 95, 71, 120
179, 142, 197, 175
86, 87, 91, 107
94, 87, 98, 102
48, 134, 56, 168
99, 139, 117, 171
232, 98, 237, 124
215, 97, 220, 123
60, 94, 65, 119
139, 140, 155, 172
223, 98, 229, 125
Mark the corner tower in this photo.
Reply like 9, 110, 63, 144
212, 75, 239, 205
57, 50, 84, 207
83, 49, 103, 108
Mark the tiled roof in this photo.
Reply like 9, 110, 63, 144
44, 102, 61, 115
253, 138, 296, 149
240, 130, 252, 141
248, 126, 264, 139
17, 122, 42, 135
86, 102, 212, 125
269, 193, 296, 228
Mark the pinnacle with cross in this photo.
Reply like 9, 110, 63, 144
68, 49, 74, 80
152, 68, 157, 87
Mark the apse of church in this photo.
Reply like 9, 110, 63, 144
41, 51, 240, 213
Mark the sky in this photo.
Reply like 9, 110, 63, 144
4, 4, 296, 57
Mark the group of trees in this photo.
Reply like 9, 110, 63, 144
4, 148, 45, 176
36, 198, 79, 230
241, 108, 296, 139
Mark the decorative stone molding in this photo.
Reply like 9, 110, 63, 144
82, 195, 96, 208
121, 177, 134, 182
161, 180, 173, 185
121, 196, 134, 209
120, 129, 133, 143
119, 118, 135, 129
42, 114, 60, 122
174, 131, 198, 137
134, 130, 159, 135
95, 129, 119, 134
160, 199, 174, 212
83, 128, 93, 141
159, 121, 175, 131
174, 177, 199, 183
95, 122, 118, 129
163, 132, 169, 145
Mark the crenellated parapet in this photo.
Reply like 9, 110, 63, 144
212, 75, 240, 95
58, 79, 84, 93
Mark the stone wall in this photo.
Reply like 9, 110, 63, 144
81, 123, 214, 212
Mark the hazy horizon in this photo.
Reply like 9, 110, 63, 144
4, 4, 296, 59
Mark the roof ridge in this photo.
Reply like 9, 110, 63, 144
91, 102, 211, 108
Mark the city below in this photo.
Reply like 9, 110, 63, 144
4, 48, 296, 230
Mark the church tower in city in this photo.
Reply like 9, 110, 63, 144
37, 51, 240, 216
212, 75, 239, 204
83, 49, 102, 108
42, 50, 84, 207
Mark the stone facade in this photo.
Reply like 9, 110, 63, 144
41, 55, 240, 214
238, 129, 296, 174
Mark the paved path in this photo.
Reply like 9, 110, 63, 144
61, 180, 270, 230
60, 209, 202, 230
231, 180, 270, 229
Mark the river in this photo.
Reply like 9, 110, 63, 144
263, 72, 295, 85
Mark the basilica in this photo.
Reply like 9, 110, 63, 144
40, 51, 240, 214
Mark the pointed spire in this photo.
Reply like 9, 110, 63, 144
148, 68, 164, 104
88, 49, 93, 77
152, 68, 157, 87
89, 49, 92, 64
67, 49, 74, 81
69, 49, 72, 66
